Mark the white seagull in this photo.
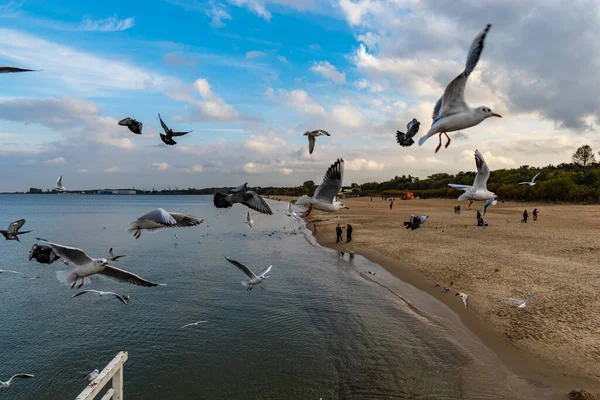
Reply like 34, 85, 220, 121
224, 257, 272, 290
286, 202, 302, 221
0, 374, 34, 390
38, 239, 164, 288
72, 290, 130, 305
418, 24, 501, 153
85, 370, 99, 381
296, 158, 348, 212
447, 150, 496, 208
304, 129, 330, 155
181, 321, 208, 328
246, 211, 253, 228
55, 175, 67, 192
504, 294, 535, 308
213, 183, 273, 215
128, 208, 203, 239
456, 292, 468, 308
518, 173, 541, 186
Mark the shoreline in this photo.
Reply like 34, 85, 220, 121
291, 197, 600, 398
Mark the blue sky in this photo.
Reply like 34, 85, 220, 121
0, 0, 598, 191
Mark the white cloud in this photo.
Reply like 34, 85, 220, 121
346, 158, 385, 172
277, 55, 288, 63
151, 162, 169, 170
170, 78, 242, 122
331, 104, 365, 128
460, 150, 515, 168
267, 88, 326, 117
229, 0, 272, 21
178, 164, 204, 173
403, 155, 417, 164
104, 166, 120, 173
78, 169, 88, 173
246, 51, 266, 59
280, 168, 294, 175
44, 157, 67, 165
79, 15, 135, 32
207, 2, 232, 27
310, 61, 346, 84
244, 135, 288, 154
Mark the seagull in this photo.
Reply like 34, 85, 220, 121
518, 173, 541, 186
246, 211, 253, 228
0, 374, 34, 390
395, 118, 420, 147
304, 130, 330, 155
0, 67, 40, 74
158, 113, 192, 146
448, 150, 496, 207
109, 248, 125, 261
213, 183, 273, 215
286, 202, 301, 221
404, 215, 428, 230
38, 239, 164, 288
128, 208, 203, 239
504, 294, 535, 308
118, 117, 143, 135
482, 198, 497, 216
55, 175, 67, 192
1, 219, 32, 241
418, 24, 501, 153
85, 369, 99, 381
296, 159, 348, 212
0, 269, 24, 275
224, 257, 272, 290
72, 290, 130, 305
456, 292, 468, 308
181, 321, 208, 328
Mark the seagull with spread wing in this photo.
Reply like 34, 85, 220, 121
55, 175, 67, 192
447, 150, 496, 208
128, 208, 203, 239
181, 321, 207, 328
118, 117, 143, 134
213, 183, 273, 215
37, 239, 164, 288
224, 257, 272, 290
504, 294, 535, 308
418, 24, 501, 153
72, 290, 130, 305
0, 374, 34, 390
158, 113, 192, 145
0, 219, 31, 241
296, 158, 348, 212
303, 129, 330, 155
395, 118, 420, 147
518, 173, 541, 186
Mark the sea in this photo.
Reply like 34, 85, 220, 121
0, 194, 552, 399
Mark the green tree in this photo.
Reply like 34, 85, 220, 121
572, 145, 596, 166
303, 180, 315, 188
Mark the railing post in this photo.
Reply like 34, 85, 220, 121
112, 365, 123, 400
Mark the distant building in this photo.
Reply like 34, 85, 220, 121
96, 189, 136, 195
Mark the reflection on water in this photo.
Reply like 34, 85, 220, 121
0, 195, 550, 399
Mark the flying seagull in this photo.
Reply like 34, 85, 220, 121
181, 321, 208, 328
286, 202, 301, 221
1, 219, 32, 241
456, 292, 468, 308
37, 239, 164, 288
395, 118, 420, 147
304, 130, 330, 155
55, 175, 67, 192
224, 257, 272, 290
518, 173, 541, 186
418, 24, 501, 153
72, 290, 130, 305
447, 150, 496, 208
118, 117, 143, 135
158, 113, 192, 146
482, 198, 497, 216
109, 248, 125, 261
504, 294, 535, 308
0, 374, 34, 390
246, 211, 253, 228
85, 369, 99, 382
296, 158, 348, 212
128, 208, 203, 239
0, 67, 39, 74
213, 183, 273, 215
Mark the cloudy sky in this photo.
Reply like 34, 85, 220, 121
0, 0, 598, 192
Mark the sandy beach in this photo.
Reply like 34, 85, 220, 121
298, 197, 600, 394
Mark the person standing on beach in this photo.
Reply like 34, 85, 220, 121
533, 208, 538, 221
313, 224, 317, 236
346, 224, 353, 243
390, 200, 394, 210
336, 224, 343, 243
521, 210, 528, 223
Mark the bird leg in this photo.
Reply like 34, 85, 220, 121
71, 279, 77, 289
134, 229, 141, 239
468, 199, 474, 208
443, 132, 451, 148
78, 277, 85, 289
435, 133, 443, 153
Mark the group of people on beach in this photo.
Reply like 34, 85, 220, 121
521, 208, 538, 223
336, 224, 353, 243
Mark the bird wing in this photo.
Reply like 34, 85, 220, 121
159, 133, 176, 145
406, 118, 420, 138
448, 183, 471, 191
37, 239, 93, 265
242, 192, 273, 215
56, 175, 62, 187
308, 135, 316, 154
138, 208, 178, 226
230, 183, 248, 193
462, 295, 468, 308
418, 216, 428, 224
517, 182, 529, 185
313, 158, 344, 204
168, 212, 204, 228
311, 130, 330, 136
395, 130, 406, 145
503, 298, 523, 304
71, 290, 101, 298
2, 270, 23, 274
258, 265, 272, 277
158, 113, 170, 134
246, 211, 251, 222
531, 173, 541, 183
7, 219, 25, 234
109, 248, 115, 258
99, 265, 161, 287
472, 150, 490, 191
524, 294, 536, 302
225, 257, 256, 279
287, 202, 293, 214
118, 118, 133, 126
170, 130, 192, 137
7, 374, 34, 384
0, 67, 36, 74
113, 293, 129, 304
439, 24, 491, 118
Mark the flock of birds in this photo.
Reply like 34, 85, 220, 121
0, 23, 541, 391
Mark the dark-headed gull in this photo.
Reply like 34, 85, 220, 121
456, 292, 468, 308
37, 239, 164, 288
224, 257, 272, 290
72, 290, 130, 305
296, 159, 348, 212
518, 173, 541, 186
418, 24, 501, 153
0, 66, 39, 74
1, 219, 31, 241
304, 130, 330, 154
504, 294, 535, 308
0, 374, 34, 390
448, 150, 496, 207
213, 183, 273, 215
395, 118, 420, 147
181, 320, 207, 328
109, 247, 125, 261
128, 208, 203, 239
158, 113, 192, 146
118, 117, 143, 135
55, 175, 67, 192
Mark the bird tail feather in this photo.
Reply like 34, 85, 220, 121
418, 128, 437, 146
241, 281, 250, 287
457, 192, 471, 201
295, 195, 312, 207
213, 193, 230, 209
56, 270, 77, 286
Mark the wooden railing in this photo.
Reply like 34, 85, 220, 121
75, 351, 128, 400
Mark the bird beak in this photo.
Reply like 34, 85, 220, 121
344, 206, 350, 209
491, 113, 502, 118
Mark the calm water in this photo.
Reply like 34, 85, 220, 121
0, 195, 549, 399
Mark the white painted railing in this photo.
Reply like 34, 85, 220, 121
75, 351, 128, 400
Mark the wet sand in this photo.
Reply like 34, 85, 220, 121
296, 197, 600, 396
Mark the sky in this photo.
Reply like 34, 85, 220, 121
1, 0, 599, 192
